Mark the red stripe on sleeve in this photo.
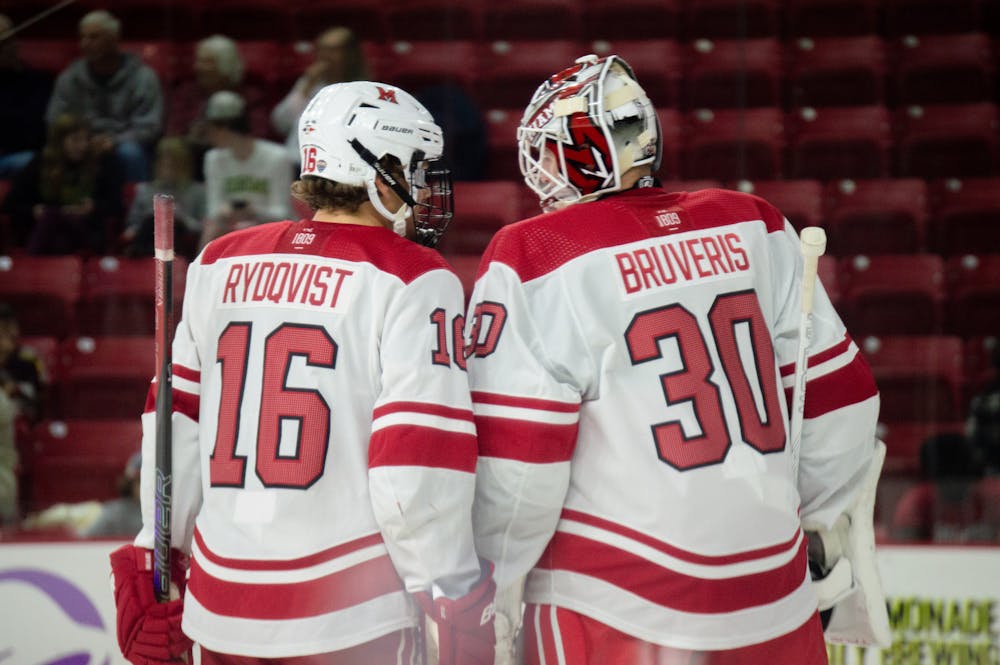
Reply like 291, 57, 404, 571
536, 532, 808, 615
372, 401, 473, 422
369, 425, 477, 472
780, 335, 852, 377
783, 351, 878, 418
188, 552, 405, 620
173, 363, 200, 383
143, 386, 200, 422
472, 391, 580, 413
476, 415, 578, 463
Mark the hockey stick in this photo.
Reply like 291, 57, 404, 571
153, 194, 175, 602
789, 226, 827, 482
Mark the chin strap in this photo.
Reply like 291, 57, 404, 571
351, 137, 417, 237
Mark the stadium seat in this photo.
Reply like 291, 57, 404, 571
581, 0, 681, 40
383, 41, 481, 98
785, 0, 881, 38
963, 335, 998, 398
656, 108, 685, 179
945, 254, 1000, 337
839, 254, 945, 336
438, 181, 524, 256
196, 0, 292, 41
234, 40, 285, 87
891, 33, 995, 106
823, 178, 928, 255
861, 335, 965, 423
683, 38, 783, 110
446, 254, 483, 305
681, 107, 785, 181
894, 103, 999, 179
786, 36, 888, 108
483, 110, 523, 181
384, 0, 485, 41
734, 179, 823, 232
0, 255, 82, 339
17, 39, 79, 76
475, 41, 581, 111
287, 0, 387, 41
927, 177, 1000, 256
120, 41, 177, 87
22, 419, 141, 512
660, 180, 724, 193
54, 336, 155, 420
787, 105, 892, 180
589, 40, 683, 109
876, 420, 966, 475
77, 256, 187, 337
882, 0, 982, 36
482, 0, 584, 41
683, 0, 781, 39
817, 254, 840, 307
109, 0, 200, 41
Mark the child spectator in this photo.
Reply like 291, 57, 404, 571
2, 113, 122, 255
120, 137, 206, 259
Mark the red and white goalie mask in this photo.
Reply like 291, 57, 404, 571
518, 54, 661, 213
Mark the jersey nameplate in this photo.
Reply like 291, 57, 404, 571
218, 257, 356, 312
613, 230, 750, 297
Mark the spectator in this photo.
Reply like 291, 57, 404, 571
271, 27, 368, 166
199, 90, 292, 249
2, 113, 122, 255
0, 304, 46, 524
0, 14, 54, 178
967, 340, 1000, 475
120, 137, 206, 259
46, 10, 163, 182
165, 35, 269, 171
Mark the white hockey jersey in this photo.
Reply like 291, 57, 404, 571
466, 186, 881, 650
134, 219, 481, 657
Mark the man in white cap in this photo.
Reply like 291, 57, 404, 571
108, 81, 496, 665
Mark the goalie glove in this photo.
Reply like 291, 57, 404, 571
109, 544, 192, 664
803, 440, 891, 648
415, 560, 497, 665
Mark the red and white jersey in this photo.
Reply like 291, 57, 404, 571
134, 220, 480, 657
466, 186, 880, 650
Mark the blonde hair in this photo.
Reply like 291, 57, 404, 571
154, 137, 195, 185
196, 34, 244, 86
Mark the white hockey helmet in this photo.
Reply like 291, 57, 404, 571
518, 54, 661, 213
298, 81, 453, 247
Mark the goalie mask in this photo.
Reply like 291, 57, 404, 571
298, 81, 453, 247
518, 54, 661, 213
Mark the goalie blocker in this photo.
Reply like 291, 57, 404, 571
804, 440, 892, 648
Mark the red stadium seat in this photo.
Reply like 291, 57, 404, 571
0, 255, 82, 339
120, 41, 177, 87
684, 0, 781, 39
77, 256, 187, 337
660, 180, 724, 192
787, 105, 892, 180
582, 0, 681, 39
735, 179, 823, 232
438, 182, 524, 256
892, 33, 995, 106
895, 103, 1000, 179
589, 40, 683, 109
482, 0, 584, 41
383, 41, 481, 98
945, 254, 1000, 337
445, 254, 483, 305
196, 0, 292, 41
483, 109, 523, 181
475, 41, 580, 111
384, 0, 485, 41
817, 254, 840, 307
876, 420, 966, 475
785, 0, 881, 38
287, 0, 386, 41
840, 254, 945, 336
17, 39, 79, 76
927, 177, 1000, 256
861, 335, 965, 423
787, 36, 888, 108
681, 107, 785, 181
963, 335, 998, 398
54, 336, 155, 420
656, 108, 685, 179
23, 419, 141, 512
683, 38, 783, 110
823, 178, 928, 255
234, 40, 285, 87
109, 0, 201, 41
882, 0, 983, 36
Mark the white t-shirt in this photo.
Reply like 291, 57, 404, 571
203, 139, 294, 223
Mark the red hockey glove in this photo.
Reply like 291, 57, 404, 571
416, 560, 497, 665
109, 544, 192, 665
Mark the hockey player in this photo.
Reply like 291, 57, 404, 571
466, 55, 889, 664
109, 81, 496, 665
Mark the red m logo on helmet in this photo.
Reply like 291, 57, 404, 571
377, 87, 398, 104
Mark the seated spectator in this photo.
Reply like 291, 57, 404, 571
0, 304, 46, 524
2, 113, 122, 255
121, 137, 206, 259
0, 14, 53, 178
271, 27, 368, 166
891, 433, 997, 542
200, 91, 293, 249
46, 10, 163, 183
166, 34, 269, 172
967, 340, 1000, 475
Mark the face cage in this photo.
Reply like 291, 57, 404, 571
410, 158, 453, 248
518, 124, 583, 213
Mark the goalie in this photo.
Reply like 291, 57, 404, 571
465, 54, 890, 664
